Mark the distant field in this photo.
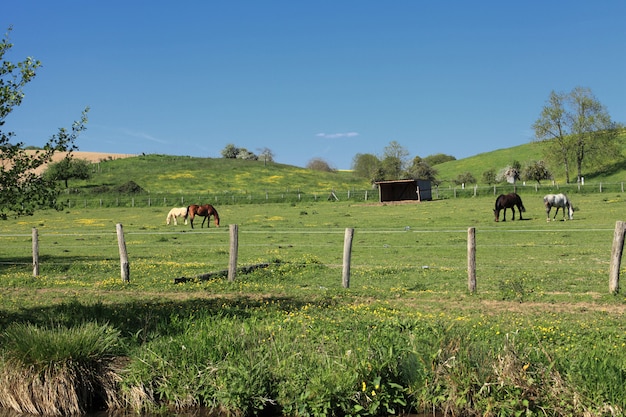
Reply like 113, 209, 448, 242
25, 150, 136, 174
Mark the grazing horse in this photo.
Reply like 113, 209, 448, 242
493, 193, 526, 222
544, 193, 574, 221
187, 204, 220, 229
166, 207, 188, 225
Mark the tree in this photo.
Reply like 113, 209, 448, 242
236, 148, 257, 160
0, 28, 88, 218
454, 172, 476, 186
381, 141, 409, 179
351, 153, 381, 183
44, 157, 92, 188
568, 87, 620, 183
522, 160, 552, 184
533, 87, 618, 183
496, 166, 521, 184
257, 147, 275, 163
306, 158, 335, 172
220, 144, 239, 159
220, 143, 258, 160
482, 168, 497, 185
405, 156, 438, 182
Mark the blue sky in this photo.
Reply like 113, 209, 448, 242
3, 1, 625, 169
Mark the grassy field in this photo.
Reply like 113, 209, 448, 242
3, 193, 626, 299
2, 182, 626, 413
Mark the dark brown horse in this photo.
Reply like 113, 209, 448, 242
493, 193, 525, 222
186, 204, 220, 229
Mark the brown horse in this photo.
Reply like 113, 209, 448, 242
493, 193, 525, 222
186, 204, 220, 229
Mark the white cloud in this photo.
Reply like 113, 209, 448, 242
316, 132, 359, 139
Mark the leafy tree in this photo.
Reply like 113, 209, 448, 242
381, 141, 409, 179
522, 160, 552, 184
533, 87, 619, 183
220, 143, 239, 159
482, 168, 497, 185
221, 143, 258, 160
236, 148, 257, 160
424, 153, 456, 166
381, 155, 403, 180
351, 153, 381, 182
568, 87, 620, 183
496, 166, 521, 184
405, 156, 438, 182
0, 28, 88, 218
454, 172, 476, 186
533, 91, 571, 182
44, 157, 91, 188
257, 147, 274, 163
306, 157, 335, 172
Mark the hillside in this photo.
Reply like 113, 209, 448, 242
435, 129, 626, 186
72, 153, 372, 195
53, 129, 626, 195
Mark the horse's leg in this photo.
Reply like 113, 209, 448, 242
189, 213, 195, 229
202, 215, 208, 228
173, 215, 178, 226
517, 205, 523, 220
511, 207, 516, 221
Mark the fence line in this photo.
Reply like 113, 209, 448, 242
56, 181, 626, 208
2, 225, 623, 294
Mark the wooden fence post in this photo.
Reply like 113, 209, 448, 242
228, 224, 238, 282
609, 220, 626, 294
342, 228, 354, 288
467, 227, 476, 293
32, 228, 39, 277
116, 223, 130, 283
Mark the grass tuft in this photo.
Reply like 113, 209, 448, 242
0, 322, 123, 416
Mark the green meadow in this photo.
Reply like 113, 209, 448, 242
1, 189, 626, 416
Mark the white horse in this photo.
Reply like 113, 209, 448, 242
543, 193, 574, 221
166, 207, 188, 225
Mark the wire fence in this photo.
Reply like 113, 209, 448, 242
56, 181, 626, 208
0, 225, 619, 296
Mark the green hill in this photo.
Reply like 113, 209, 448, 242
69, 130, 626, 199
74, 154, 372, 195
435, 129, 626, 186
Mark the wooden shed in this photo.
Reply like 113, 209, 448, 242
375, 179, 432, 202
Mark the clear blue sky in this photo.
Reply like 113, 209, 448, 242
3, 1, 625, 169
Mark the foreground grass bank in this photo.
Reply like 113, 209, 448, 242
0, 195, 625, 416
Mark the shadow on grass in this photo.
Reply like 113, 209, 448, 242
0, 295, 332, 342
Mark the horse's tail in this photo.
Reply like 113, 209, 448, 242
519, 196, 526, 212
185, 205, 191, 219
213, 207, 220, 227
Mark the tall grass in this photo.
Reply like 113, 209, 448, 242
0, 322, 123, 415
